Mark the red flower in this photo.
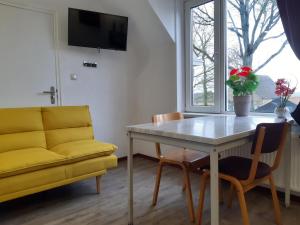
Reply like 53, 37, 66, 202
241, 66, 252, 72
229, 66, 253, 77
238, 71, 250, 77
237, 66, 252, 77
276, 79, 286, 85
230, 68, 239, 76
275, 78, 296, 97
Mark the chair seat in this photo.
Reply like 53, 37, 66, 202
161, 148, 210, 168
219, 156, 271, 180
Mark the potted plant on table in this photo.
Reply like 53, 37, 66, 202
226, 66, 259, 117
274, 78, 296, 118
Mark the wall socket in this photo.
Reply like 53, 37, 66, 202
83, 61, 98, 68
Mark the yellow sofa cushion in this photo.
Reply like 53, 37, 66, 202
0, 131, 46, 153
0, 166, 67, 197
45, 127, 94, 149
65, 155, 117, 178
0, 107, 43, 134
42, 106, 92, 130
42, 106, 94, 148
0, 107, 46, 153
50, 140, 117, 162
0, 148, 66, 178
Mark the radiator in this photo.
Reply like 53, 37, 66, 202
221, 129, 300, 194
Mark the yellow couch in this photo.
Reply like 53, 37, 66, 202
0, 105, 117, 202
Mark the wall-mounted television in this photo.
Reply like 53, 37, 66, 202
68, 8, 128, 51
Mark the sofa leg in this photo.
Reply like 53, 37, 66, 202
96, 176, 101, 194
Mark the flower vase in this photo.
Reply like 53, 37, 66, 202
233, 95, 251, 117
274, 106, 289, 118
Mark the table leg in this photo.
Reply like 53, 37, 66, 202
128, 135, 134, 225
210, 149, 219, 225
284, 125, 292, 208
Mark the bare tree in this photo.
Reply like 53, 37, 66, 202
192, 4, 214, 106
227, 0, 287, 72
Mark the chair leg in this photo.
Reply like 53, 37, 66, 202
182, 182, 186, 192
269, 175, 282, 225
96, 176, 101, 194
219, 180, 224, 204
182, 166, 195, 222
227, 183, 234, 208
235, 185, 250, 225
196, 173, 209, 225
152, 162, 163, 206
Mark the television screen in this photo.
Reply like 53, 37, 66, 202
68, 8, 128, 51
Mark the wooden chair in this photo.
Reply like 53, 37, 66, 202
197, 122, 289, 225
152, 112, 210, 222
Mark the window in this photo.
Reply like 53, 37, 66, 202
185, 0, 222, 113
185, 0, 300, 113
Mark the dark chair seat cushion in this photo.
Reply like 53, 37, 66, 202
219, 156, 271, 180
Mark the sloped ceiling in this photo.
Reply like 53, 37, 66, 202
148, 0, 176, 42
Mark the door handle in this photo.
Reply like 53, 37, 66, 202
42, 86, 56, 104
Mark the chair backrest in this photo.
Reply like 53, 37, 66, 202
152, 112, 184, 123
246, 122, 289, 183
251, 122, 287, 154
152, 112, 184, 157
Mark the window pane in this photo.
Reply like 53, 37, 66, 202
191, 1, 214, 106
226, 0, 300, 113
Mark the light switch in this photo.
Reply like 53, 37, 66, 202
70, 73, 78, 80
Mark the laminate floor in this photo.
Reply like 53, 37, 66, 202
1, 156, 299, 225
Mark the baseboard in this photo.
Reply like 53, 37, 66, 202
117, 155, 129, 162
254, 186, 300, 202
117, 153, 146, 162
134, 153, 159, 162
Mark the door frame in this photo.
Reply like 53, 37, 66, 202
0, 0, 62, 105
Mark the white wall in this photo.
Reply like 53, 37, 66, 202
148, 0, 176, 42
146, 0, 186, 113
6, 0, 177, 157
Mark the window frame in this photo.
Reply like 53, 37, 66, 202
184, 0, 226, 113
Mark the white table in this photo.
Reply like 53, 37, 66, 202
126, 115, 292, 225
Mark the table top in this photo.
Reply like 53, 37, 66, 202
127, 115, 285, 145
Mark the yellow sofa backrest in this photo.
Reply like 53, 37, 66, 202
0, 107, 46, 153
42, 106, 94, 149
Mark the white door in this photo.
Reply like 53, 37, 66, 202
0, 2, 59, 107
